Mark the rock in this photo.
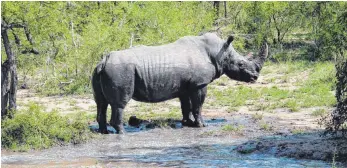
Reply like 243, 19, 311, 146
236, 141, 258, 154
128, 116, 142, 127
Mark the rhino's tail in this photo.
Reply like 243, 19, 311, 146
96, 54, 109, 74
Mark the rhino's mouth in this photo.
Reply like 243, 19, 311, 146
249, 75, 258, 83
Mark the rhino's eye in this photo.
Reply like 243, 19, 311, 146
238, 62, 244, 69
255, 64, 260, 72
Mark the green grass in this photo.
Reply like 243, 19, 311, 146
259, 120, 272, 131
221, 124, 244, 132
123, 103, 181, 122
208, 85, 261, 108
208, 61, 336, 112
1, 102, 94, 151
251, 113, 263, 121
291, 128, 305, 135
69, 99, 78, 106
200, 130, 217, 136
311, 108, 327, 117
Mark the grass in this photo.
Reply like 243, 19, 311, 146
207, 61, 336, 112
259, 120, 272, 131
123, 103, 181, 122
251, 113, 263, 121
291, 128, 305, 135
1, 102, 94, 151
311, 108, 328, 117
221, 124, 244, 132
200, 130, 217, 136
69, 99, 78, 106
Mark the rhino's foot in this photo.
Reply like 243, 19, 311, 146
99, 128, 109, 134
193, 120, 206, 128
117, 130, 125, 134
115, 125, 125, 134
182, 119, 195, 127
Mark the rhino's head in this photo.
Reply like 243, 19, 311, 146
220, 36, 268, 83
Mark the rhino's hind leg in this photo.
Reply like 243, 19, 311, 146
100, 64, 135, 134
92, 68, 109, 134
189, 86, 207, 127
97, 103, 109, 134
179, 96, 194, 127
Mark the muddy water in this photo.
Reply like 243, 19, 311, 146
1, 119, 335, 168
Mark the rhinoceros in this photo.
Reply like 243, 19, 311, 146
92, 33, 268, 134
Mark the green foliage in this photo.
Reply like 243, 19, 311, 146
2, 2, 214, 96
323, 60, 347, 137
307, 2, 347, 60
221, 124, 244, 132
1, 102, 93, 151
2, 2, 346, 96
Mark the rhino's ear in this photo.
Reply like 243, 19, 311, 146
226, 36, 234, 47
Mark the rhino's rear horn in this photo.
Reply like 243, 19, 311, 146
259, 43, 268, 58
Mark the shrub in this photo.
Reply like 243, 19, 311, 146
1, 102, 93, 151
323, 60, 347, 137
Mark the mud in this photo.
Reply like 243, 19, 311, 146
236, 132, 347, 163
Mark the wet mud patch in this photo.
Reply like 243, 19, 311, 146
97, 144, 332, 167
2, 123, 342, 168
235, 132, 347, 165
89, 117, 228, 133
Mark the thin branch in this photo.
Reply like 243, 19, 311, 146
23, 25, 34, 45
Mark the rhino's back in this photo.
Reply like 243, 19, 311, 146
106, 37, 215, 102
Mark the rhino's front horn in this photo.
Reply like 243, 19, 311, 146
254, 43, 268, 68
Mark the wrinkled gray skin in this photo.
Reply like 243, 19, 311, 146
92, 33, 268, 134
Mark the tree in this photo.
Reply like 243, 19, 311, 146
267, 2, 303, 45
305, 2, 346, 60
1, 20, 24, 118
1, 2, 43, 117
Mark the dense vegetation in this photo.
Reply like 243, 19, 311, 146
1, 2, 346, 149
2, 2, 346, 96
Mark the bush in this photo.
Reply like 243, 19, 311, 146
1, 103, 93, 151
323, 61, 347, 137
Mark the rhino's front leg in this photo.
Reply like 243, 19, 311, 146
179, 96, 194, 127
110, 105, 125, 134
189, 86, 207, 127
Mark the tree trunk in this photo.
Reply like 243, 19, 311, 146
1, 61, 10, 118
1, 23, 17, 118
224, 1, 227, 18
213, 1, 220, 25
